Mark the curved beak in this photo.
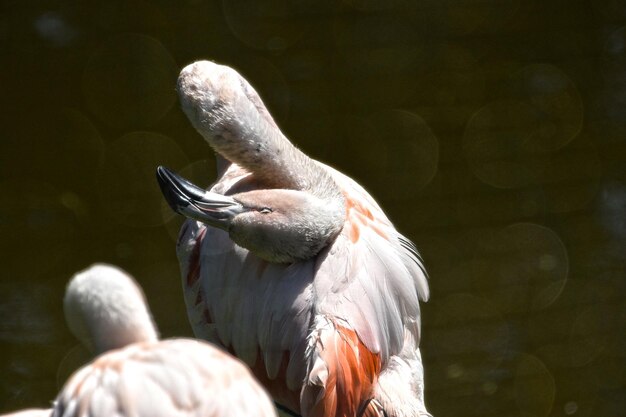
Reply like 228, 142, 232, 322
156, 166, 244, 230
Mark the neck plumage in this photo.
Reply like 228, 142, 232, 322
177, 61, 343, 203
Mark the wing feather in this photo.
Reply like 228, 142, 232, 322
260, 261, 314, 380
312, 164, 427, 366
179, 179, 315, 388
175, 161, 430, 413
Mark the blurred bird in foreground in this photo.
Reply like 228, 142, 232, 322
158, 61, 431, 417
3, 264, 277, 417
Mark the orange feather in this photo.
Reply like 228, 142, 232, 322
304, 324, 382, 417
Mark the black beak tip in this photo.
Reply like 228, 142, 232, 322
156, 165, 186, 212
156, 165, 171, 185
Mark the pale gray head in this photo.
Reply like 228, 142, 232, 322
64, 264, 158, 355
157, 167, 343, 263
157, 61, 346, 263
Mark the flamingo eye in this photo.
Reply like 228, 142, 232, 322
259, 207, 272, 214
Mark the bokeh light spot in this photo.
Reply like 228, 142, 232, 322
222, 0, 308, 51
98, 131, 189, 227
333, 16, 424, 108
34, 11, 77, 47
515, 353, 555, 417
470, 223, 569, 313
538, 135, 602, 213
464, 100, 547, 188
339, 110, 438, 201
0, 180, 78, 278
564, 401, 578, 415
538, 254, 557, 271
598, 179, 626, 240
82, 34, 177, 129
482, 381, 498, 395
427, 293, 511, 367
569, 303, 614, 366
511, 64, 584, 152
446, 363, 463, 379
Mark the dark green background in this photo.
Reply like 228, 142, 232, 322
1, 1, 625, 416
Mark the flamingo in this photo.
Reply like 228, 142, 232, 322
43, 263, 276, 417
157, 61, 431, 417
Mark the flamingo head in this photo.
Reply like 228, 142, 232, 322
157, 166, 343, 264
64, 264, 159, 355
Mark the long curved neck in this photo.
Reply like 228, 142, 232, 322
177, 61, 342, 202
204, 98, 320, 191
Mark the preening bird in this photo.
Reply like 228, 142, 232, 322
50, 263, 277, 417
157, 61, 431, 417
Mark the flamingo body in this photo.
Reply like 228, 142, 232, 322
53, 338, 275, 417
177, 165, 428, 417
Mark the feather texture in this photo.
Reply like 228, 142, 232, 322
177, 162, 430, 416
52, 339, 277, 417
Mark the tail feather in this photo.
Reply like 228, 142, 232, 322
302, 318, 381, 417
